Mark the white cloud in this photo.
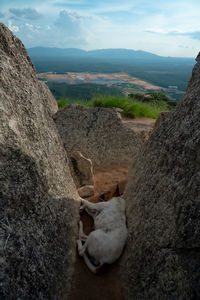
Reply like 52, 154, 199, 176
25, 23, 40, 32
9, 8, 42, 20
11, 9, 92, 48
53, 10, 89, 47
2, 0, 200, 57
7, 20, 19, 32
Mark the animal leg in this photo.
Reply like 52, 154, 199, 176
85, 207, 98, 217
77, 240, 83, 252
77, 239, 88, 256
79, 220, 88, 241
83, 253, 104, 274
81, 199, 106, 217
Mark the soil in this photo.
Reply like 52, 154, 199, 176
122, 117, 155, 133
88, 166, 130, 202
37, 72, 163, 90
69, 165, 131, 300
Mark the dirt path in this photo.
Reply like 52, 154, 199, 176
122, 117, 155, 133
69, 212, 123, 300
69, 119, 155, 299
69, 166, 130, 300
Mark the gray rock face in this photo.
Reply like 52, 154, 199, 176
153, 111, 171, 131
38, 81, 58, 115
53, 105, 141, 168
0, 23, 79, 299
122, 54, 200, 299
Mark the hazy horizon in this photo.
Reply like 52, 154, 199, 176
1, 0, 200, 58
27, 46, 197, 59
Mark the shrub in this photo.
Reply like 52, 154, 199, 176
57, 98, 68, 109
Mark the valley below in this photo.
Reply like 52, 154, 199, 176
38, 71, 162, 90
38, 71, 185, 100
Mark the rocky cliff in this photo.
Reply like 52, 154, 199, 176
0, 23, 79, 299
53, 105, 141, 168
123, 54, 200, 299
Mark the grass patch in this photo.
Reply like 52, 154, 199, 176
57, 94, 171, 119
57, 98, 91, 109
90, 95, 169, 119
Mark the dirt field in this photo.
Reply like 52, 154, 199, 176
37, 71, 163, 90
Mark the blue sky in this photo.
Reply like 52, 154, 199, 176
0, 0, 200, 57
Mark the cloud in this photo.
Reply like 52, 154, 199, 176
178, 45, 189, 48
26, 23, 40, 32
53, 10, 89, 46
53, 0, 85, 7
7, 20, 19, 32
145, 28, 169, 34
181, 31, 200, 40
145, 28, 200, 40
9, 8, 42, 20
10, 9, 90, 48
2, 0, 199, 57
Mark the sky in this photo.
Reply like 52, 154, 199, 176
0, 0, 200, 57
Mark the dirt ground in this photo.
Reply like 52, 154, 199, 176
37, 72, 162, 90
122, 117, 155, 132
69, 165, 131, 300
69, 213, 123, 300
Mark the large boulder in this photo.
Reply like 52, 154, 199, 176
122, 54, 200, 299
153, 111, 171, 131
53, 105, 141, 168
0, 23, 79, 299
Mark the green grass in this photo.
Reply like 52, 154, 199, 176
91, 95, 169, 118
57, 98, 91, 109
57, 95, 171, 119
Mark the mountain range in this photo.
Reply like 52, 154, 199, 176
27, 47, 194, 63
27, 47, 196, 92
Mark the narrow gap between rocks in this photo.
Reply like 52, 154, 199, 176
69, 165, 130, 300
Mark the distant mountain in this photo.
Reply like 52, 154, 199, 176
27, 47, 86, 57
88, 48, 161, 61
27, 47, 194, 62
27, 47, 163, 62
27, 47, 195, 93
